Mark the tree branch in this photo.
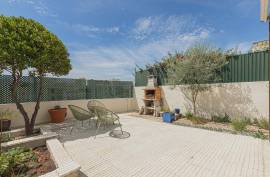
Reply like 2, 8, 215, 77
11, 70, 30, 125
30, 75, 43, 127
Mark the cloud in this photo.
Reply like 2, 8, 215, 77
7, 0, 57, 17
67, 15, 211, 80
131, 15, 196, 41
73, 24, 119, 36
56, 21, 120, 38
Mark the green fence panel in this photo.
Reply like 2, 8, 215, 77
223, 51, 269, 83
40, 77, 86, 101
135, 50, 269, 86
0, 76, 133, 104
0, 75, 36, 104
135, 70, 148, 86
86, 80, 133, 99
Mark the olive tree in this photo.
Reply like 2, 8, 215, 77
0, 16, 71, 135
167, 44, 226, 116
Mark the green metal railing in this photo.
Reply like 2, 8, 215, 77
135, 50, 269, 86
0, 76, 133, 104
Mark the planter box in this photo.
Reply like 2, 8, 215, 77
162, 112, 175, 123
1, 127, 58, 151
40, 138, 81, 177
0, 119, 11, 132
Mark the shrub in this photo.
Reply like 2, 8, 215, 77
185, 111, 193, 119
258, 119, 269, 130
231, 119, 248, 132
0, 147, 36, 176
253, 130, 267, 139
243, 117, 252, 125
253, 118, 259, 125
211, 113, 231, 123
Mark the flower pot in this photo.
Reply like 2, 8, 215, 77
48, 108, 67, 123
0, 119, 11, 132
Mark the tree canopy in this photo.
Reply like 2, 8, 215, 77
0, 16, 72, 135
0, 15, 71, 76
167, 44, 227, 115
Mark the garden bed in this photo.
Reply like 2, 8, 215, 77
174, 117, 269, 139
26, 146, 56, 176
0, 146, 56, 177
1, 128, 41, 143
129, 112, 269, 139
1, 127, 58, 151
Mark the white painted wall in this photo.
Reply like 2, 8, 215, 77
135, 81, 269, 119
0, 98, 138, 128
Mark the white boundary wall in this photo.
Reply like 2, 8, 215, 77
0, 98, 138, 128
135, 81, 269, 119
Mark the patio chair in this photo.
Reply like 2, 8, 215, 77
68, 105, 95, 134
88, 105, 122, 138
87, 100, 106, 109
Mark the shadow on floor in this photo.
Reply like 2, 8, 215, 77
48, 120, 123, 142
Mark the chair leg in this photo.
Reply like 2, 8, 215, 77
70, 126, 74, 135
94, 121, 101, 139
118, 120, 123, 135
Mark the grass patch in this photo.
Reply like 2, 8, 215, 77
231, 119, 248, 132
185, 111, 193, 119
253, 130, 267, 139
211, 113, 231, 123
257, 119, 269, 130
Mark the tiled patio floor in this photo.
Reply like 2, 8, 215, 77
59, 114, 270, 177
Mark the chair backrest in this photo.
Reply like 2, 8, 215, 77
88, 105, 119, 122
87, 100, 106, 109
88, 105, 104, 119
68, 105, 94, 121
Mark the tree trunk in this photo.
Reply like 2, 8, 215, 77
30, 76, 43, 133
11, 73, 43, 136
191, 89, 198, 116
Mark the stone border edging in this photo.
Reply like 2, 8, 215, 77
173, 121, 266, 139
40, 138, 81, 177
1, 126, 58, 150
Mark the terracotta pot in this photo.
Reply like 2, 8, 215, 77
0, 119, 11, 132
48, 108, 67, 123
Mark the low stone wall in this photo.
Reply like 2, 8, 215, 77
0, 98, 138, 128
135, 81, 269, 119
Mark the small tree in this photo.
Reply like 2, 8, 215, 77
167, 44, 226, 116
0, 16, 71, 135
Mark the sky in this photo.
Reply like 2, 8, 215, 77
0, 0, 268, 81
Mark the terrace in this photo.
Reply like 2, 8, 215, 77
43, 114, 270, 177
1, 6, 270, 177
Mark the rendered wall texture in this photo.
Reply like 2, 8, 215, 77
135, 81, 269, 119
0, 98, 138, 128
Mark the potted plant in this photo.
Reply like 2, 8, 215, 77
0, 109, 14, 153
0, 109, 13, 132
48, 105, 67, 123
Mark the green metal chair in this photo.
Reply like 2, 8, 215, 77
88, 105, 123, 138
68, 105, 95, 134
